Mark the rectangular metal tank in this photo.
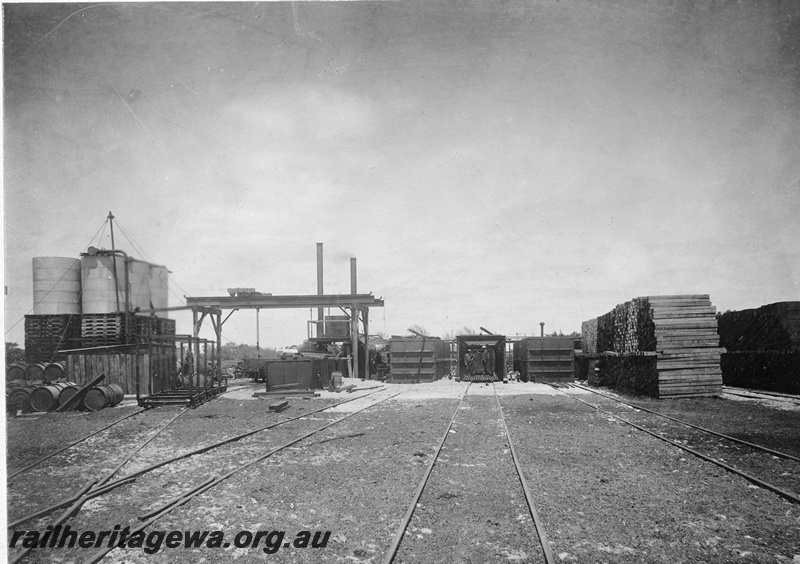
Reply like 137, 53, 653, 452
389, 337, 450, 383
513, 336, 575, 383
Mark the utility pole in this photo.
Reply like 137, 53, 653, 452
108, 211, 121, 314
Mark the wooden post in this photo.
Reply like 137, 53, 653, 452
192, 308, 199, 394
350, 257, 358, 380
350, 309, 358, 379
216, 311, 222, 388
363, 308, 370, 380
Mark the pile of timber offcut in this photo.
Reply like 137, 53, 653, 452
581, 294, 724, 398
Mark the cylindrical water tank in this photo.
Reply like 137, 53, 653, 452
128, 259, 152, 311
150, 265, 169, 311
32, 257, 81, 315
81, 254, 127, 314
129, 260, 169, 311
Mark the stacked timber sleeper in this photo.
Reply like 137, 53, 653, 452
581, 294, 724, 398
650, 295, 724, 398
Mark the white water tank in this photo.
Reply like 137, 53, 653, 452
150, 264, 169, 311
32, 257, 82, 315
129, 260, 169, 311
80, 254, 127, 314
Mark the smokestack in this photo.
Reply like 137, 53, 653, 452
350, 257, 357, 295
316, 243, 324, 335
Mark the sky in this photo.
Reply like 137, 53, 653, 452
3, 0, 800, 349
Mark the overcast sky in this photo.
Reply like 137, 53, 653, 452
4, 1, 799, 349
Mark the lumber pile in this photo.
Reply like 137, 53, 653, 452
718, 302, 800, 352
581, 294, 723, 398
717, 302, 800, 394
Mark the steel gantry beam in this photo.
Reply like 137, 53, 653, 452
185, 294, 384, 310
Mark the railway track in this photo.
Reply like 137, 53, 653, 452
547, 383, 800, 505
7, 388, 397, 564
9, 381, 798, 562
384, 382, 555, 564
722, 386, 800, 405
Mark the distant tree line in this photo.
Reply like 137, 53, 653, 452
6, 342, 24, 363
220, 342, 280, 362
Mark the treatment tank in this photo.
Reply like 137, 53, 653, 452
80, 254, 127, 314
32, 257, 81, 315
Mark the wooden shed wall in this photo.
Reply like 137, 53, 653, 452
65, 344, 176, 395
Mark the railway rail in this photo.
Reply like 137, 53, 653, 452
7, 388, 395, 564
547, 383, 800, 505
722, 386, 800, 405
384, 382, 555, 564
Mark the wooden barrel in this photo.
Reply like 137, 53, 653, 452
84, 384, 124, 411
25, 363, 48, 381
43, 361, 67, 382
30, 382, 75, 412
7, 379, 29, 390
7, 387, 35, 414
6, 363, 27, 381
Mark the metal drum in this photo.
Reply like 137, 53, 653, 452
25, 363, 48, 381
6, 363, 27, 381
58, 384, 83, 410
43, 361, 67, 382
7, 387, 36, 414
83, 384, 124, 411
30, 382, 76, 412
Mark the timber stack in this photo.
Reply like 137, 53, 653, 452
717, 302, 800, 394
580, 294, 724, 398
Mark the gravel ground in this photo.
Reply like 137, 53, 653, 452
6, 379, 800, 563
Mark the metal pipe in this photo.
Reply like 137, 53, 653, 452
317, 243, 324, 336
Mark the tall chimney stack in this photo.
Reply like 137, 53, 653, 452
350, 257, 357, 295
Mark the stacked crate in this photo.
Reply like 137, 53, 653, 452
81, 314, 173, 347
580, 294, 723, 398
24, 315, 82, 362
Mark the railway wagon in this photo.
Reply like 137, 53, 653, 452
457, 334, 505, 382
513, 336, 575, 383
